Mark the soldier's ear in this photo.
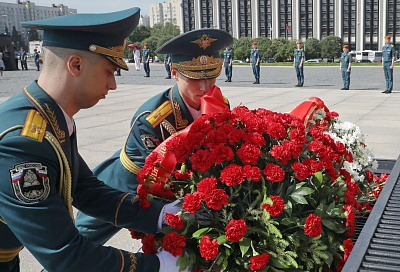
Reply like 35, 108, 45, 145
67, 54, 84, 76
171, 67, 179, 80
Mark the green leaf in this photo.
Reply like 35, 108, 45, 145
314, 203, 326, 218
295, 182, 306, 189
192, 227, 213, 239
281, 217, 298, 226
314, 171, 323, 183
290, 194, 308, 204
268, 257, 290, 268
217, 235, 228, 244
292, 187, 315, 196
239, 237, 252, 257
321, 219, 338, 231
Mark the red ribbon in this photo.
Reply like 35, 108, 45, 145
287, 97, 330, 127
149, 86, 228, 182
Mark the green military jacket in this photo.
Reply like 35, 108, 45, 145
0, 81, 162, 271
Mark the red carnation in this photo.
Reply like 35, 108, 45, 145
237, 143, 262, 165
142, 234, 157, 254
165, 213, 184, 230
182, 192, 203, 214
289, 128, 306, 144
343, 239, 354, 262
186, 132, 205, 150
262, 195, 285, 216
205, 189, 229, 210
243, 165, 262, 182
137, 184, 151, 210
163, 232, 186, 257
191, 149, 213, 172
148, 182, 174, 199
270, 144, 292, 165
227, 128, 247, 145
303, 158, 321, 174
308, 140, 326, 154
129, 230, 147, 240
210, 143, 234, 164
248, 253, 270, 271
204, 129, 228, 148
264, 163, 285, 183
304, 214, 322, 237
197, 177, 218, 195
225, 219, 247, 242
172, 170, 193, 181
267, 122, 287, 139
246, 132, 266, 147
291, 161, 312, 181
199, 236, 219, 261
220, 164, 244, 186
343, 205, 355, 236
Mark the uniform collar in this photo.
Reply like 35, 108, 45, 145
23, 80, 69, 144
170, 84, 194, 130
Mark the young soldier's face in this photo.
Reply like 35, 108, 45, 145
172, 68, 216, 110
297, 43, 301, 49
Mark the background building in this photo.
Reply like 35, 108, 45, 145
149, 0, 183, 32
0, 1, 77, 44
181, 0, 400, 51
139, 15, 150, 26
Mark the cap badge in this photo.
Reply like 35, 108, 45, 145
191, 34, 217, 50
199, 55, 208, 64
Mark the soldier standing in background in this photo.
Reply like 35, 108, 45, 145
250, 41, 260, 84
224, 46, 233, 82
382, 35, 395, 94
293, 41, 305, 87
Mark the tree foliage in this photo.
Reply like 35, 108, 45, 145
305, 38, 321, 59
320, 36, 343, 60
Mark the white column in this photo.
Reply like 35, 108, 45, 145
292, 0, 300, 40
194, 0, 201, 29
334, 0, 343, 38
378, 0, 387, 49
212, 0, 220, 28
313, 0, 321, 40
232, 0, 240, 38
251, 0, 259, 37
272, 0, 280, 39
356, 0, 364, 51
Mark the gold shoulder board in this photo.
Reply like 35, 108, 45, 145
20, 110, 47, 142
145, 101, 173, 128
223, 96, 229, 106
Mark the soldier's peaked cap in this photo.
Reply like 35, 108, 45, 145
156, 28, 233, 79
21, 7, 141, 71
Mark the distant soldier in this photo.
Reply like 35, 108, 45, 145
293, 41, 305, 87
340, 44, 351, 90
33, 48, 40, 71
143, 43, 151, 77
250, 41, 260, 84
20, 47, 28, 70
164, 53, 171, 79
382, 35, 395, 94
224, 46, 233, 82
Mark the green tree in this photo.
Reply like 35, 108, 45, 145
320, 36, 343, 61
304, 38, 321, 60
128, 25, 151, 43
270, 38, 296, 62
253, 37, 272, 61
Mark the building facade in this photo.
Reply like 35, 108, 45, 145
149, 0, 183, 31
0, 1, 77, 44
182, 0, 400, 51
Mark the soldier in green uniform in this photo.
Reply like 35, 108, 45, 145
224, 46, 233, 82
143, 43, 151, 77
340, 44, 351, 90
250, 41, 261, 84
293, 41, 305, 87
382, 35, 395, 94
164, 53, 171, 79
0, 7, 187, 272
75, 28, 233, 247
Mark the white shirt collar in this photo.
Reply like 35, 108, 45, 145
183, 100, 201, 120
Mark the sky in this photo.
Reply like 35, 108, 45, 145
1, 0, 155, 15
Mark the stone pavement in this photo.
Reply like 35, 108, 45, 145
1, 62, 400, 271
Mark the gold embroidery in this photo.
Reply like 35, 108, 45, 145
120, 146, 142, 174
0, 217, 6, 224
116, 249, 124, 272
145, 101, 173, 128
23, 89, 66, 144
113, 193, 131, 226
171, 56, 223, 71
173, 101, 189, 130
129, 252, 137, 272
161, 119, 177, 136
191, 34, 217, 50
0, 246, 24, 262
20, 110, 47, 142
44, 104, 66, 144
175, 66, 222, 80
89, 41, 126, 58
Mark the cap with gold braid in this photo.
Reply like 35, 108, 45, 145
21, 7, 141, 71
156, 29, 233, 80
